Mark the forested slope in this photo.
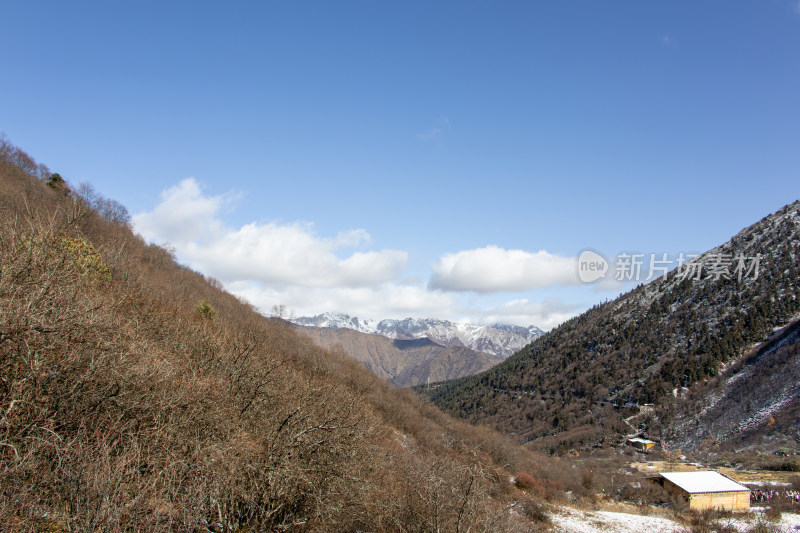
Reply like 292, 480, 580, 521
662, 318, 800, 451
423, 201, 800, 452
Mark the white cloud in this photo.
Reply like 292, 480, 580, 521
228, 282, 459, 322
478, 297, 583, 331
229, 281, 580, 331
416, 115, 451, 142
132, 178, 233, 246
795, 0, 800, 14
230, 281, 580, 331
133, 178, 408, 288
133, 180, 591, 331
417, 127, 442, 142
592, 275, 628, 293
430, 245, 580, 292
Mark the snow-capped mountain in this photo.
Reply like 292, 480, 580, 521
291, 312, 544, 358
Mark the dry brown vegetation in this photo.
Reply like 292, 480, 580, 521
0, 137, 578, 531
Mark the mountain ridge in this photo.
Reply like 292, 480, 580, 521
292, 312, 544, 358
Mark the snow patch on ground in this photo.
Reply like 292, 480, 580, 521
737, 391, 793, 435
550, 507, 684, 533
550, 507, 800, 533
718, 510, 800, 532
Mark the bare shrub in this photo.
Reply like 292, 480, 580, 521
745, 519, 784, 533
764, 506, 782, 523
581, 468, 594, 490
514, 471, 540, 493
0, 137, 567, 531
520, 498, 550, 524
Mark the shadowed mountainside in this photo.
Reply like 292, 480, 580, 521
294, 324, 501, 386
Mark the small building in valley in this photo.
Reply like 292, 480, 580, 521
658, 471, 750, 511
626, 437, 656, 451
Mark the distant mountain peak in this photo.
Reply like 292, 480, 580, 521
291, 312, 543, 358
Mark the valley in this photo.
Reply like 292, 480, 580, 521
4, 1, 799, 530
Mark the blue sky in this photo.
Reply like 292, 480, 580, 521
3, 1, 799, 329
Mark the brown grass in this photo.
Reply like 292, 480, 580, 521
0, 137, 558, 531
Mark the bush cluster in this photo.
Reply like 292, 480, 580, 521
1, 136, 555, 531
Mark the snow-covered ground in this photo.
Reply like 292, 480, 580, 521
550, 506, 800, 533
550, 507, 684, 533
713, 509, 800, 533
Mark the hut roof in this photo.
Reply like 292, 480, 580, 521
659, 471, 750, 494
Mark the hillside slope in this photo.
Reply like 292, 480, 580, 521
423, 201, 800, 452
662, 318, 800, 451
0, 138, 558, 532
295, 324, 501, 386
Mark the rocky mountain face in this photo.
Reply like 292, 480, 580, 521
292, 312, 544, 358
294, 324, 501, 387
422, 201, 800, 453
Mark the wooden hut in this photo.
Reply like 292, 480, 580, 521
626, 437, 656, 451
659, 471, 750, 511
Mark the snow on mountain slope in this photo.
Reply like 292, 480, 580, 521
292, 313, 544, 358
664, 318, 800, 451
